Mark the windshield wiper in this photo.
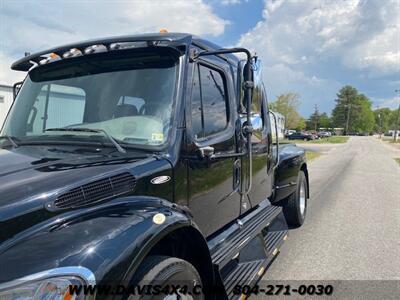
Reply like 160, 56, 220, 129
45, 128, 126, 154
0, 135, 19, 148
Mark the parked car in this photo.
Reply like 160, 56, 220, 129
284, 129, 296, 137
310, 132, 320, 140
288, 131, 314, 141
318, 131, 331, 138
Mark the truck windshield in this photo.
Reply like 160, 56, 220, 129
1, 49, 179, 150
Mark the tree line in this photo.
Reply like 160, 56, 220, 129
269, 85, 399, 135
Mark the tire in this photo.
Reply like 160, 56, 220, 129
129, 256, 204, 300
281, 171, 307, 227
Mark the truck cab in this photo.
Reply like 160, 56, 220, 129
0, 33, 309, 299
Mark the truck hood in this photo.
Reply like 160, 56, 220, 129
0, 146, 171, 247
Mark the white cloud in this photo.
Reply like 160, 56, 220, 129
248, 0, 398, 74
375, 96, 400, 110
220, 0, 251, 5
0, 0, 229, 84
238, 0, 399, 112
221, 0, 242, 5
0, 52, 25, 85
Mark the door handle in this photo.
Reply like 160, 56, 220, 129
269, 111, 280, 169
199, 146, 215, 159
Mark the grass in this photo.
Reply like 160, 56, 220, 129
381, 137, 400, 144
306, 151, 321, 162
281, 136, 349, 144
395, 158, 400, 166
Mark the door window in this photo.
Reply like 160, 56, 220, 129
191, 66, 204, 139
190, 64, 228, 139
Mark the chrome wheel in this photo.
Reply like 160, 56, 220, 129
299, 181, 306, 217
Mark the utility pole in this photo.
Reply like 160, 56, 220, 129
376, 105, 382, 138
345, 105, 351, 135
313, 104, 319, 132
344, 92, 351, 135
394, 89, 400, 142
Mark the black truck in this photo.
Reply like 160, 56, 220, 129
0, 33, 309, 299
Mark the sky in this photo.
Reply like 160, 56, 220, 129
0, 0, 399, 116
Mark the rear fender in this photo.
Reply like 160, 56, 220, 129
272, 145, 307, 202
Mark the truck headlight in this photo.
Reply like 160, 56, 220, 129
0, 267, 95, 300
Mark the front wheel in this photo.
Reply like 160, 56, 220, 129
129, 256, 204, 300
281, 171, 308, 227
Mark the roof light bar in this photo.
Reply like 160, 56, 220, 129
13, 33, 191, 71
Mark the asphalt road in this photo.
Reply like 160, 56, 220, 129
258, 137, 400, 298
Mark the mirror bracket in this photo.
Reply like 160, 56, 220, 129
242, 124, 253, 137
242, 80, 254, 90
13, 81, 23, 100
199, 146, 215, 159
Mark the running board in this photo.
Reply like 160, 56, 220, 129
208, 201, 281, 268
207, 201, 289, 299
222, 228, 288, 299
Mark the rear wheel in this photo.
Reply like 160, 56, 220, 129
129, 256, 204, 300
281, 171, 307, 227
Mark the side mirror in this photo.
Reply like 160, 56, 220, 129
239, 61, 253, 112
13, 81, 23, 100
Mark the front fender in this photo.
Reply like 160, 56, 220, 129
0, 196, 199, 286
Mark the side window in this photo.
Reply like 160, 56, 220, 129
191, 65, 203, 139
190, 64, 228, 139
28, 84, 86, 134
199, 65, 228, 136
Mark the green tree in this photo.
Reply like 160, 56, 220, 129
331, 86, 375, 134
295, 117, 307, 131
373, 108, 392, 133
269, 92, 303, 129
352, 94, 375, 133
307, 105, 320, 131
306, 108, 331, 131
319, 113, 331, 129
389, 109, 400, 130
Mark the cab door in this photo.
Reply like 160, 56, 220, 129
185, 59, 241, 237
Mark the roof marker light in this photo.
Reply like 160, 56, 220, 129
39, 53, 61, 65
62, 48, 82, 58
84, 44, 107, 54
109, 41, 148, 50
159, 29, 168, 33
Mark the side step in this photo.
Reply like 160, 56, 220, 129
207, 201, 289, 299
223, 260, 264, 299
222, 228, 288, 299
209, 201, 281, 268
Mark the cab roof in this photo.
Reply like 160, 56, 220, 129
12, 32, 240, 72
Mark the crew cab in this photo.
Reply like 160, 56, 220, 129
0, 33, 309, 299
